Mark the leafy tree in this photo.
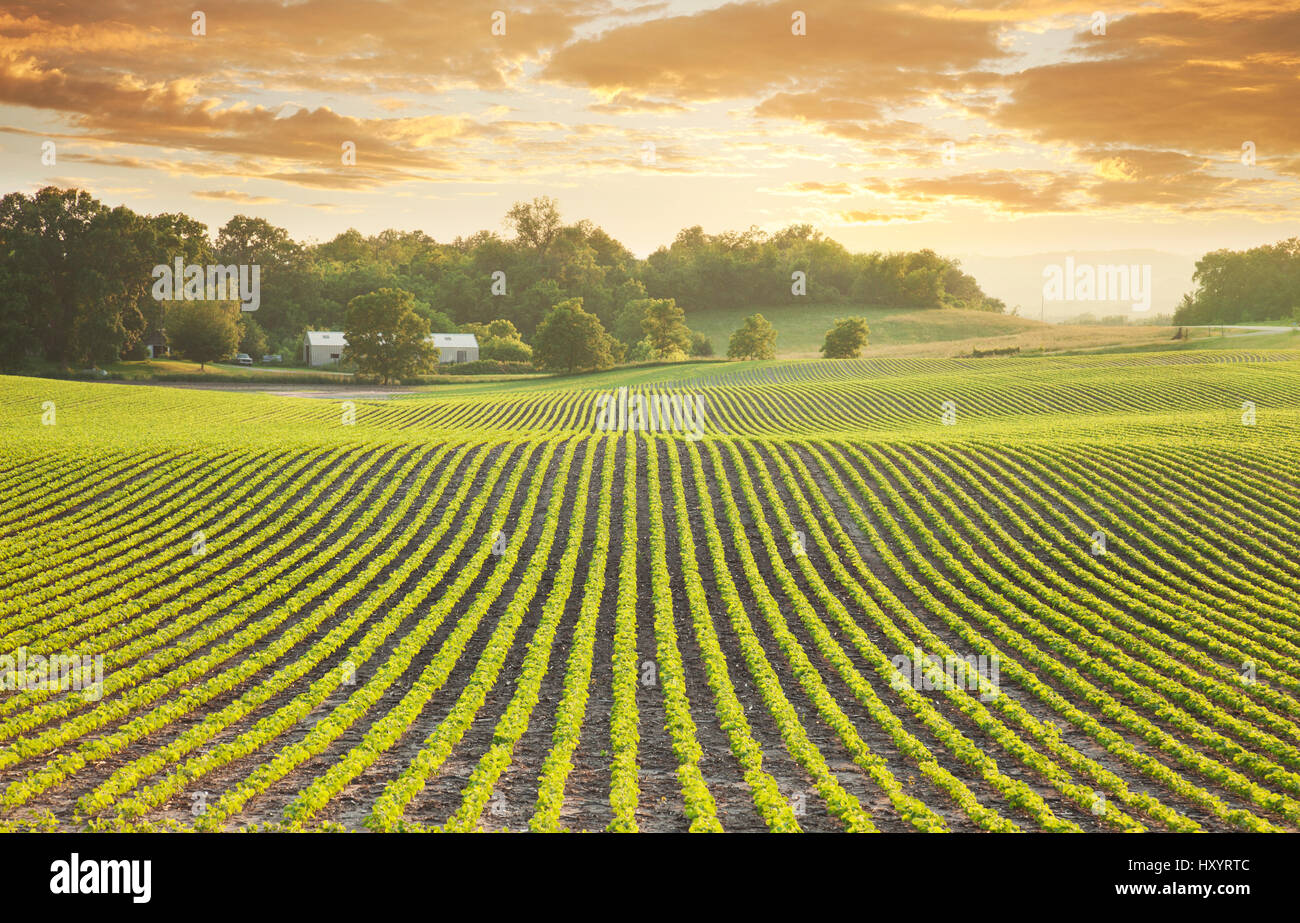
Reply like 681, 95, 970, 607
0, 187, 172, 365
637, 297, 691, 359
216, 214, 317, 355
142, 211, 214, 353
167, 301, 241, 371
419, 306, 458, 334
215, 215, 301, 268
689, 331, 714, 357
625, 339, 654, 363
1175, 239, 1300, 326
512, 278, 563, 334
239, 316, 268, 358
727, 313, 777, 360
533, 298, 617, 373
0, 283, 36, 370
505, 196, 563, 256
464, 319, 533, 361
343, 288, 437, 384
481, 337, 532, 362
0, 188, 101, 364
820, 317, 870, 358
612, 298, 647, 346
315, 228, 370, 263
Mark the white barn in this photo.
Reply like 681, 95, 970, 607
303, 331, 348, 367
302, 331, 478, 367
428, 333, 479, 364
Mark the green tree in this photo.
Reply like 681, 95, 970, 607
215, 214, 301, 268
239, 316, 268, 358
167, 301, 241, 371
481, 338, 533, 362
504, 196, 563, 256
1175, 239, 1300, 326
461, 318, 532, 361
216, 214, 317, 356
820, 317, 870, 358
0, 187, 178, 366
689, 331, 714, 357
343, 288, 437, 384
637, 297, 691, 359
517, 278, 565, 334
533, 298, 617, 373
612, 298, 647, 346
727, 313, 777, 360
625, 339, 654, 362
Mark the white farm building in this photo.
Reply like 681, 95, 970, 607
302, 331, 478, 367
302, 331, 348, 367
428, 333, 479, 365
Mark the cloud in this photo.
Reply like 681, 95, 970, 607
839, 210, 925, 223
0, 0, 603, 189
867, 170, 1082, 213
586, 92, 691, 115
0, 1, 594, 93
544, 1, 1004, 100
192, 189, 283, 205
0, 0, 1295, 229
993, 7, 1300, 171
790, 181, 854, 195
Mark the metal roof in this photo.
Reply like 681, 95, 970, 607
303, 332, 477, 348
304, 331, 348, 346
428, 333, 478, 348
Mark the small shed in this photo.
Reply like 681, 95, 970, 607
303, 331, 348, 367
143, 329, 169, 359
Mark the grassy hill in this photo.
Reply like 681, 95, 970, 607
683, 303, 1171, 358
19, 357, 355, 383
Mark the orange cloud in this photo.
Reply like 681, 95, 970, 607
867, 171, 1082, 213
0, 0, 1295, 231
192, 190, 283, 205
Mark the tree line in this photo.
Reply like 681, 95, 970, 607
0, 186, 1004, 371
1173, 238, 1300, 326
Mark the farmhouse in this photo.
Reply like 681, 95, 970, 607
301, 331, 478, 367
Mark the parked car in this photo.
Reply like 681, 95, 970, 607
261, 354, 282, 364
235, 353, 253, 366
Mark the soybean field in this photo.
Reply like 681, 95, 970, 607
1, 351, 1299, 832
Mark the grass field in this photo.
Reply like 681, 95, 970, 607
1, 349, 1299, 833
686, 303, 1042, 356
24, 357, 355, 383
683, 303, 1178, 358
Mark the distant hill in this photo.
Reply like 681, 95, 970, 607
955, 250, 1197, 320
684, 304, 1040, 358
681, 303, 1176, 359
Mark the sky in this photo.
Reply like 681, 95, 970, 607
1, 0, 1297, 273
